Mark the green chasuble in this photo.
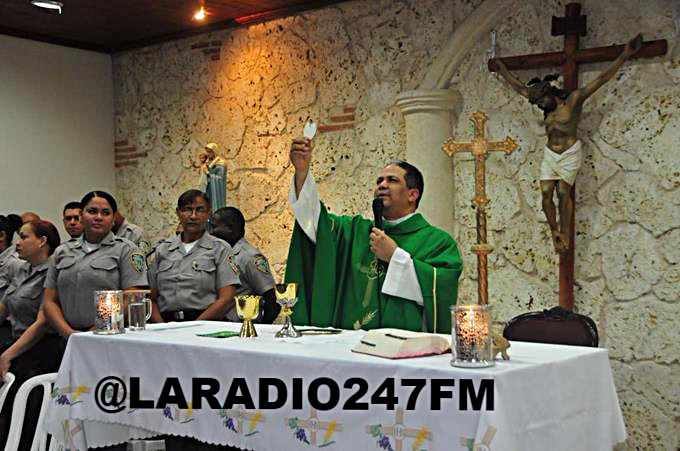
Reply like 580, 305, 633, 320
285, 203, 463, 333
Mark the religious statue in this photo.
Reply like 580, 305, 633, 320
490, 34, 642, 253
190, 142, 227, 212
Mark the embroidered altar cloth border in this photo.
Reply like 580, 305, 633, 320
44, 321, 626, 451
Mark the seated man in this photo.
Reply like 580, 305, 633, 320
211, 207, 279, 323
287, 137, 463, 333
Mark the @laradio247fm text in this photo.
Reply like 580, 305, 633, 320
95, 376, 494, 413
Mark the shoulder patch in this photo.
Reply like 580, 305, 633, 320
227, 254, 240, 275
129, 252, 146, 273
253, 255, 270, 274
138, 240, 151, 255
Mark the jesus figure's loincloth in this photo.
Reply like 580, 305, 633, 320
540, 140, 583, 186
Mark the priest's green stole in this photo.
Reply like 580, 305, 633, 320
285, 203, 463, 333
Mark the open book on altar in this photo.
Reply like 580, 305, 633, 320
351, 328, 451, 359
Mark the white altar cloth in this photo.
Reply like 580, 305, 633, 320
44, 321, 626, 450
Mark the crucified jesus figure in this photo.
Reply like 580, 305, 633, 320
492, 34, 642, 253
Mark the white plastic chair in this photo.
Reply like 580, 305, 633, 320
4, 372, 57, 451
0, 372, 16, 412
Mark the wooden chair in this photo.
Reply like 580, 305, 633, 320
503, 306, 598, 347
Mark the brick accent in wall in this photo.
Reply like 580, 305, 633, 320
319, 105, 356, 133
114, 140, 146, 168
192, 39, 223, 61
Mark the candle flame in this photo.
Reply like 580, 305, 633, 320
193, 6, 206, 21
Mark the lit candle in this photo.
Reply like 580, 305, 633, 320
451, 304, 494, 368
94, 290, 125, 335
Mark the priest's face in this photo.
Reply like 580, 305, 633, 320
374, 164, 419, 220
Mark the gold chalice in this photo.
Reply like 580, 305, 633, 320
235, 295, 261, 338
274, 283, 301, 338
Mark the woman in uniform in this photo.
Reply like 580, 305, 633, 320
0, 220, 62, 449
43, 191, 148, 337
0, 215, 21, 302
149, 189, 239, 323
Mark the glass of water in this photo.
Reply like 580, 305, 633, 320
125, 289, 152, 331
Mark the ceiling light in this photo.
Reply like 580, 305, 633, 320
31, 0, 63, 14
193, 6, 206, 21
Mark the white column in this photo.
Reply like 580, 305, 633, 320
395, 89, 460, 234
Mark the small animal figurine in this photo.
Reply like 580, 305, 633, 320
492, 333, 510, 360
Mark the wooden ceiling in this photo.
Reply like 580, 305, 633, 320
0, 0, 346, 53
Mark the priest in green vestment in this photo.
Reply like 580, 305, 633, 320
285, 137, 463, 333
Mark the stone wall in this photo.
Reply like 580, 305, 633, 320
112, 0, 679, 448
449, 1, 679, 448
112, 0, 474, 276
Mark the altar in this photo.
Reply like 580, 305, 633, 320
45, 321, 626, 451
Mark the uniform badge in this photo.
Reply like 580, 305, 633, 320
138, 240, 151, 255
227, 254, 240, 275
253, 255, 270, 274
129, 252, 146, 273
192, 260, 199, 271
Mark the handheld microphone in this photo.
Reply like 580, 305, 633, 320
371, 197, 385, 317
372, 198, 384, 230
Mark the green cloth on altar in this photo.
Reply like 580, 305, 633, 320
285, 203, 463, 333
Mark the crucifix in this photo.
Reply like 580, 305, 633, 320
488, 2, 667, 310
443, 111, 518, 306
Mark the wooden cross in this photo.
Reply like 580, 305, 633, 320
488, 2, 667, 310
365, 406, 432, 451
443, 111, 518, 306
226, 404, 263, 434
289, 408, 343, 446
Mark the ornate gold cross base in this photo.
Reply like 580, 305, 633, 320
443, 111, 518, 305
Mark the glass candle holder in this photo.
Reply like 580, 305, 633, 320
94, 290, 125, 335
450, 304, 494, 368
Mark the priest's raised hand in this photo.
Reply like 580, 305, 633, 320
290, 136, 313, 198
286, 138, 463, 333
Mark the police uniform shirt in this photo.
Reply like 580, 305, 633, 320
225, 238, 275, 321
0, 259, 49, 337
0, 248, 22, 301
45, 232, 148, 329
0, 245, 16, 267
149, 231, 240, 313
116, 220, 151, 256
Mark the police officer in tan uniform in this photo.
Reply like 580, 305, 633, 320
43, 191, 148, 337
212, 207, 279, 323
149, 190, 239, 323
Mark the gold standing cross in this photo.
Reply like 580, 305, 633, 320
443, 111, 518, 305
